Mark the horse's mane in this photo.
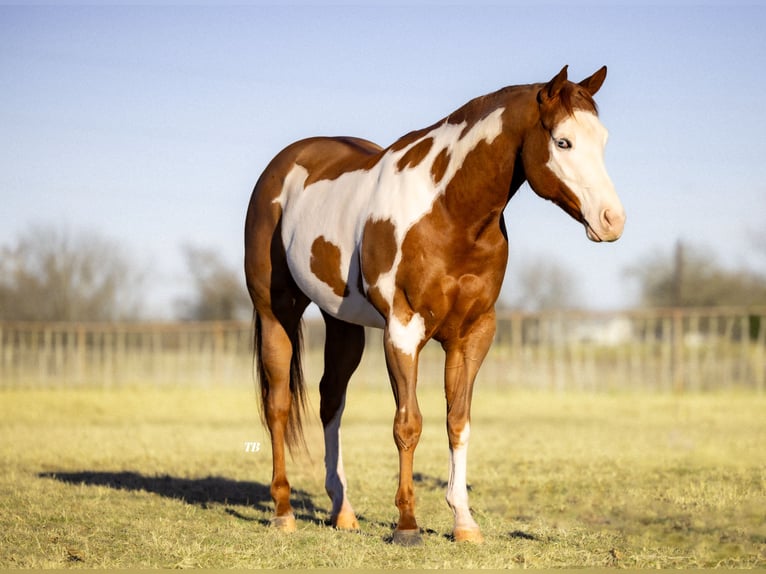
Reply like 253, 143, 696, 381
445, 81, 599, 134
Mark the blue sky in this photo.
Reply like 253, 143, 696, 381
2, 3, 765, 316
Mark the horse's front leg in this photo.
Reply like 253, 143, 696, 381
442, 311, 496, 543
383, 319, 424, 546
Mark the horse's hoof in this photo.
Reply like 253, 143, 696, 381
392, 528, 423, 546
272, 513, 297, 533
333, 511, 360, 531
453, 527, 484, 543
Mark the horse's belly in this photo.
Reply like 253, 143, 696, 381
285, 241, 385, 328
305, 278, 386, 329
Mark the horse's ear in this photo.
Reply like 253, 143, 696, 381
538, 65, 569, 104
579, 66, 607, 96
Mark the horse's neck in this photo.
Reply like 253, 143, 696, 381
439, 97, 532, 230
448, 84, 540, 213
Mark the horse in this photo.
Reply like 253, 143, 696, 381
244, 65, 625, 545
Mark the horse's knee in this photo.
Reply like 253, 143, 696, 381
393, 408, 422, 451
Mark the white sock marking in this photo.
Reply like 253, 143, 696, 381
323, 396, 355, 518
446, 423, 479, 531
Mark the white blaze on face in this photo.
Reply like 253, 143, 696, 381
546, 110, 625, 242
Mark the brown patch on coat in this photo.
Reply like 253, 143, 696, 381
361, 218, 398, 289
446, 90, 510, 138
302, 137, 383, 187
431, 148, 451, 184
388, 126, 434, 153
396, 137, 434, 172
310, 236, 349, 298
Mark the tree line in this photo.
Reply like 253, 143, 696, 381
0, 225, 250, 322
1, 224, 765, 322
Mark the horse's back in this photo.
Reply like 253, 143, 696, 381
247, 135, 382, 227
272, 135, 381, 187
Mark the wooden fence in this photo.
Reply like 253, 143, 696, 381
1, 308, 765, 391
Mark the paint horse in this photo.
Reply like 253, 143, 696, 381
244, 66, 625, 545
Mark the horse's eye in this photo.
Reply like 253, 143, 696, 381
556, 138, 572, 150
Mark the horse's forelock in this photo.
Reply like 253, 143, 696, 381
558, 84, 599, 117
540, 84, 599, 131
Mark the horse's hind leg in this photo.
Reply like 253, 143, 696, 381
319, 312, 365, 530
258, 308, 307, 532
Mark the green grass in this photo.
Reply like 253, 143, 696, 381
1, 384, 765, 568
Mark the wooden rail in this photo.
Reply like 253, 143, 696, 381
1, 308, 764, 391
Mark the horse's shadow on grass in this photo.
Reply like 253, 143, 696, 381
41, 470, 524, 543
38, 470, 321, 527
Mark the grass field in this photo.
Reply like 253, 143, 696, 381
1, 384, 765, 569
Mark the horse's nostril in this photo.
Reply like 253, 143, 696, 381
601, 208, 623, 229
599, 208, 625, 238
601, 209, 613, 229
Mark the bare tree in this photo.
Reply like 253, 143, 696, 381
504, 255, 581, 311
625, 240, 766, 308
0, 224, 145, 321
176, 245, 251, 321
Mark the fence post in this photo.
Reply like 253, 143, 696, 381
672, 309, 685, 393
213, 322, 224, 386
753, 312, 765, 393
511, 311, 523, 386
76, 324, 86, 386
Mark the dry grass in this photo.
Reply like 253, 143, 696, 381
1, 384, 765, 568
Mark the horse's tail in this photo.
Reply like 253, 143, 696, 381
253, 311, 308, 454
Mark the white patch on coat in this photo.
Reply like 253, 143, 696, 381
388, 312, 426, 358
274, 107, 505, 328
546, 110, 624, 241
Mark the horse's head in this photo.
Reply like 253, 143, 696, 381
522, 66, 625, 242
